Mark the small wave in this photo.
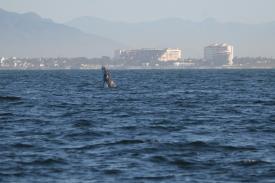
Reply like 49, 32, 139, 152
12, 143, 34, 148
63, 139, 144, 151
72, 119, 93, 128
64, 131, 105, 139
221, 145, 257, 151
149, 155, 169, 163
188, 141, 210, 148
253, 100, 275, 106
103, 169, 122, 175
170, 159, 194, 168
140, 147, 160, 154
149, 125, 180, 132
0, 172, 24, 177
100, 139, 144, 147
134, 175, 175, 180
174, 101, 197, 108
21, 158, 66, 166
0, 96, 21, 101
112, 139, 144, 145
120, 126, 137, 130
234, 159, 269, 166
154, 141, 211, 152
188, 141, 257, 152
0, 112, 13, 116
113, 113, 130, 118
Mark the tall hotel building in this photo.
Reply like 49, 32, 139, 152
204, 43, 234, 66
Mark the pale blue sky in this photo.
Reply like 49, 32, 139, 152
0, 0, 274, 23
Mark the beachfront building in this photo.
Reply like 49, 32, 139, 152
204, 43, 234, 66
114, 48, 182, 62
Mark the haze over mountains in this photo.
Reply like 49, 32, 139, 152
67, 17, 275, 58
0, 8, 274, 58
0, 9, 121, 58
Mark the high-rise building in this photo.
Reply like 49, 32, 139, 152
114, 48, 182, 62
204, 43, 234, 66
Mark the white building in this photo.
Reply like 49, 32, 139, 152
204, 43, 234, 66
114, 48, 182, 62
159, 48, 182, 62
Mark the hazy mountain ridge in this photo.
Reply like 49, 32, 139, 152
67, 17, 275, 57
0, 9, 122, 57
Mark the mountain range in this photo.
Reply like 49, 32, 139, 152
0, 8, 274, 58
67, 17, 275, 58
0, 9, 122, 58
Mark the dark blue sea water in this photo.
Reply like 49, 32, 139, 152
1, 69, 275, 183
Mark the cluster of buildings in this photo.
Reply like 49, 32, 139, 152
2, 43, 274, 69
0, 57, 107, 70
114, 44, 234, 67
114, 48, 182, 62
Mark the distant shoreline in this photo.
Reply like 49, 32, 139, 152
1, 56, 275, 70
1, 67, 275, 71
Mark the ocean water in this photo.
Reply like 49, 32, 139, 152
0, 69, 275, 183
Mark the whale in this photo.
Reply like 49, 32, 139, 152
102, 66, 117, 88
